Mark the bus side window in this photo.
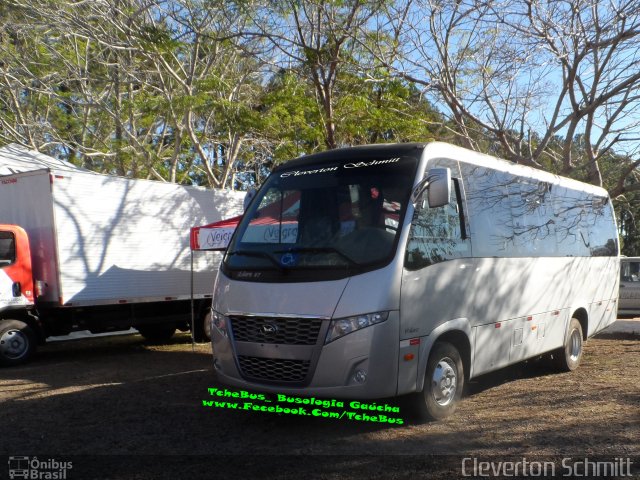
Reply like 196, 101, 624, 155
509, 180, 557, 256
553, 186, 591, 257
462, 167, 514, 257
405, 179, 471, 270
587, 197, 618, 257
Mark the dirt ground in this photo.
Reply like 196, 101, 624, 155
1, 329, 638, 479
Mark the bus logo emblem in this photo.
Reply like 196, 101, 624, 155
261, 323, 278, 335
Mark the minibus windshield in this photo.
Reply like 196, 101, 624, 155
222, 155, 419, 281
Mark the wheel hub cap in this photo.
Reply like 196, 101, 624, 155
0, 329, 28, 359
431, 357, 457, 406
568, 329, 582, 361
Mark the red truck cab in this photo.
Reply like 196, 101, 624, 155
0, 224, 37, 365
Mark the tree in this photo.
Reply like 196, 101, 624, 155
0, 1, 76, 155
1, 0, 267, 188
251, 0, 387, 150
373, 0, 640, 197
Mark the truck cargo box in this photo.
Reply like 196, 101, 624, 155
0, 168, 243, 307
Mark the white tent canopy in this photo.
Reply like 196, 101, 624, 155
0, 143, 90, 176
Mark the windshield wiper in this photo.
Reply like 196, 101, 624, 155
274, 247, 359, 267
227, 249, 284, 270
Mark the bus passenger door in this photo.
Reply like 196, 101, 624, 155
400, 177, 473, 339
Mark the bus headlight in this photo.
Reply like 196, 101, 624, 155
325, 311, 389, 344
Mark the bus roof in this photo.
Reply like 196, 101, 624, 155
422, 142, 610, 198
274, 142, 610, 199
273, 143, 426, 172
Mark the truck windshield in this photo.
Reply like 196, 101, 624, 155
223, 154, 419, 281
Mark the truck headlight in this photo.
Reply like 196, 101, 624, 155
325, 312, 389, 344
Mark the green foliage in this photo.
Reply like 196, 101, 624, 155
259, 70, 325, 162
0, 0, 637, 203
335, 73, 442, 145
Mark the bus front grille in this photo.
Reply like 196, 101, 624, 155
229, 316, 323, 345
237, 355, 310, 383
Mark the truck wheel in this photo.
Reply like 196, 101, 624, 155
191, 311, 212, 343
554, 317, 583, 372
137, 324, 176, 342
414, 341, 464, 421
0, 319, 36, 366
202, 311, 212, 342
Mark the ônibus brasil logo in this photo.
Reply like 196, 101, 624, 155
8, 456, 72, 479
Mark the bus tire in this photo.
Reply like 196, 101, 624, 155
137, 324, 176, 342
0, 319, 37, 366
554, 317, 583, 372
416, 341, 464, 421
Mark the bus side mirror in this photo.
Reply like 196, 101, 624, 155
411, 168, 451, 208
427, 168, 451, 208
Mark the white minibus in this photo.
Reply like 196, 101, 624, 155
209, 142, 619, 420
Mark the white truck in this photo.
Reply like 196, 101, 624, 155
0, 163, 243, 365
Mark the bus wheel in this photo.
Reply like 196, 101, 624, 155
0, 319, 36, 366
554, 317, 583, 372
416, 341, 464, 421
